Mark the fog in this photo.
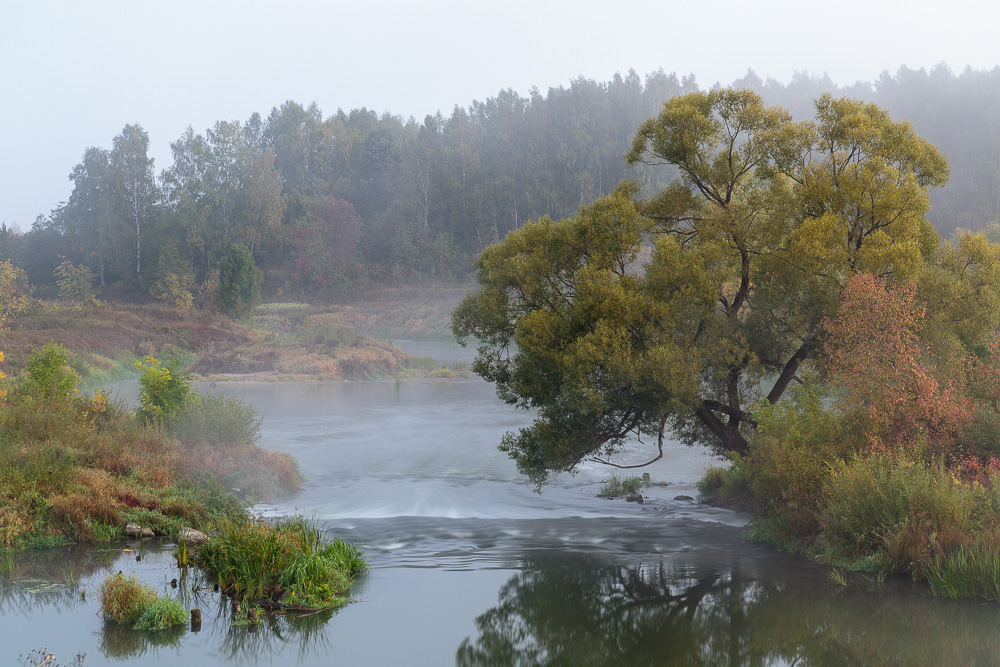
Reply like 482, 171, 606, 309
2, 0, 998, 229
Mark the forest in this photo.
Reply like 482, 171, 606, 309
1, 64, 998, 303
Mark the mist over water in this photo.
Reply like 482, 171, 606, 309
8, 344, 1000, 664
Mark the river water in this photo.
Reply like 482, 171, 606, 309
4, 342, 1000, 665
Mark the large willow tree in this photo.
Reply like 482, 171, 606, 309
453, 89, 1000, 486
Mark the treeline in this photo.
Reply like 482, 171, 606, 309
1, 65, 998, 302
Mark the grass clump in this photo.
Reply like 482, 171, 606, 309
926, 543, 1000, 600
196, 517, 367, 609
133, 597, 188, 631
598, 473, 651, 498
99, 573, 186, 631
99, 573, 157, 625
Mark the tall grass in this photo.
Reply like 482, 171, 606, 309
926, 535, 1000, 600
99, 573, 186, 631
0, 548, 12, 577
99, 573, 157, 625
133, 597, 188, 631
196, 517, 368, 609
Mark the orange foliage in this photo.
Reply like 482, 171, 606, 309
824, 274, 972, 454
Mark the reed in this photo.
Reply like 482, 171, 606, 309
926, 546, 1000, 600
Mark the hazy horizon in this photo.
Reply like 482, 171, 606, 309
3, 0, 998, 229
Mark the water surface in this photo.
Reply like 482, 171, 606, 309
3, 345, 999, 665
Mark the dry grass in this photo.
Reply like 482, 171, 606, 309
0, 385, 298, 548
3, 301, 252, 381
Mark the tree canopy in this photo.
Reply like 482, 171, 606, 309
453, 89, 1000, 486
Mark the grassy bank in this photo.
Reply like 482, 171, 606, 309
698, 393, 1000, 601
0, 345, 300, 550
2, 288, 467, 383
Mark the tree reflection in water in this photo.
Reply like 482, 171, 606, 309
457, 553, 1000, 666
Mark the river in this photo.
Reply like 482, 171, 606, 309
3, 342, 1000, 665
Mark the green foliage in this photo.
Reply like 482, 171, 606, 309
743, 390, 850, 534
134, 357, 192, 424
99, 573, 157, 625
195, 517, 366, 608
53, 259, 98, 304
926, 543, 1000, 600
455, 89, 980, 486
598, 473, 651, 498
133, 597, 187, 631
171, 392, 262, 446
819, 455, 996, 573
25, 341, 79, 400
216, 244, 261, 318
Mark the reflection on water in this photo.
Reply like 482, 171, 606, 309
4, 365, 999, 664
459, 552, 1000, 666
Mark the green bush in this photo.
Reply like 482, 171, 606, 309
740, 390, 851, 536
25, 341, 79, 400
216, 244, 262, 318
172, 392, 262, 446
135, 357, 192, 424
133, 597, 187, 631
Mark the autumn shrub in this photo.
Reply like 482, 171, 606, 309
54, 259, 98, 304
823, 275, 973, 457
745, 390, 851, 536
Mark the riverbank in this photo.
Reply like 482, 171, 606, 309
0, 343, 304, 551
697, 398, 1000, 601
1, 286, 470, 384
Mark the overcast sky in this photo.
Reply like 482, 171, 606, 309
2, 0, 998, 229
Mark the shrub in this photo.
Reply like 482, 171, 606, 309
172, 392, 262, 446
742, 390, 850, 536
697, 466, 730, 497
25, 341, 79, 400
135, 357, 192, 424
54, 259, 98, 304
216, 244, 262, 318
150, 273, 194, 309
